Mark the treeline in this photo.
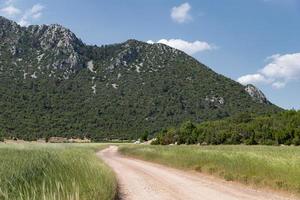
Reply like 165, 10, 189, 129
152, 110, 300, 145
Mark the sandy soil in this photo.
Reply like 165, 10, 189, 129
98, 146, 298, 200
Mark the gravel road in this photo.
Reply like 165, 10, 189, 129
98, 146, 297, 200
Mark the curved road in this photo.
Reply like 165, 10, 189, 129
98, 146, 297, 200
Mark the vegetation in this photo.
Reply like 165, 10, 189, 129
0, 144, 117, 200
152, 110, 300, 145
0, 16, 280, 141
119, 145, 300, 195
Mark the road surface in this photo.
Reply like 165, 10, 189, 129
98, 146, 297, 200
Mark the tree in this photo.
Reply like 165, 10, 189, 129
140, 131, 149, 142
245, 131, 258, 145
292, 128, 300, 146
162, 128, 177, 145
178, 121, 196, 144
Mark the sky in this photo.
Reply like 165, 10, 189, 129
1, 0, 300, 109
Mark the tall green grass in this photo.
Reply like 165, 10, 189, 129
0, 144, 117, 200
119, 145, 300, 195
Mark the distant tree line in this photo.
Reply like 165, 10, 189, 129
152, 110, 300, 146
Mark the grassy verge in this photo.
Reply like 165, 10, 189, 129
0, 143, 117, 200
119, 145, 300, 195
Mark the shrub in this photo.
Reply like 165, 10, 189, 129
292, 137, 300, 146
140, 131, 149, 142
152, 111, 300, 146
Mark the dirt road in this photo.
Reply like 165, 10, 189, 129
98, 146, 297, 200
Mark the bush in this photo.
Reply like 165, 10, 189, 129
228, 132, 242, 144
140, 131, 149, 142
178, 121, 196, 144
292, 137, 300, 146
162, 128, 177, 145
152, 111, 300, 146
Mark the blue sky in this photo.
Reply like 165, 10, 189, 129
1, 0, 300, 109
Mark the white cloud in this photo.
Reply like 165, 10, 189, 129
171, 2, 192, 23
237, 53, 300, 89
32, 12, 42, 19
146, 40, 155, 44
18, 18, 29, 26
272, 81, 286, 89
18, 3, 44, 26
237, 74, 271, 85
260, 53, 300, 80
147, 39, 214, 55
265, 53, 280, 61
30, 4, 44, 14
0, 5, 20, 16
0, 1, 44, 26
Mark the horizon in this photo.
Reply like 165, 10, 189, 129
0, 0, 299, 109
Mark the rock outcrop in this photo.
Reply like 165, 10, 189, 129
245, 84, 269, 104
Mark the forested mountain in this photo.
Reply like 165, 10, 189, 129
0, 16, 281, 140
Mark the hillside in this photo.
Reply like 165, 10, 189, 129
0, 16, 281, 140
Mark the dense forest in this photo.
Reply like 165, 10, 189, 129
0, 16, 281, 141
151, 110, 300, 146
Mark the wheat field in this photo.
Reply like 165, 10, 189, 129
0, 143, 117, 200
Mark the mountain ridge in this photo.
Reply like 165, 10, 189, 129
0, 16, 281, 140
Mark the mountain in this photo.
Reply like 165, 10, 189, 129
0, 16, 281, 140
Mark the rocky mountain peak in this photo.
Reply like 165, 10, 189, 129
124, 39, 144, 45
0, 16, 17, 26
24, 23, 85, 71
245, 84, 269, 104
0, 16, 85, 72
0, 16, 22, 41
27, 24, 83, 51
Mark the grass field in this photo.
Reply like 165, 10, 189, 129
119, 145, 300, 195
0, 143, 117, 200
